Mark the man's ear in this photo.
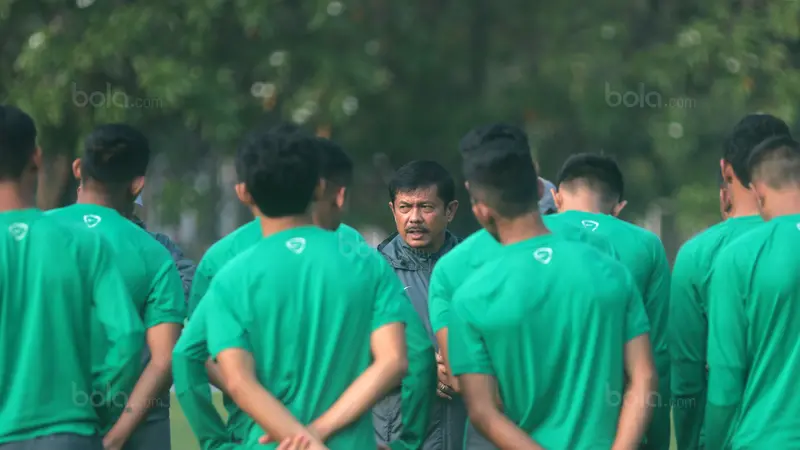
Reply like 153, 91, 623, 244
335, 186, 347, 209
551, 188, 563, 212
130, 176, 145, 198
72, 158, 82, 180
721, 158, 736, 184
235, 182, 254, 207
611, 200, 628, 217
31, 147, 43, 172
445, 200, 459, 223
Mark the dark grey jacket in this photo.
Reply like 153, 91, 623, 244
376, 231, 466, 450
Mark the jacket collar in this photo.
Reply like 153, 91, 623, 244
377, 230, 461, 270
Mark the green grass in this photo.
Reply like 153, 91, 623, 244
169, 393, 678, 450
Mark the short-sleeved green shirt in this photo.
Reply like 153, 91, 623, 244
47, 203, 185, 424
449, 234, 649, 449
0, 209, 144, 444
705, 214, 800, 448
204, 226, 406, 449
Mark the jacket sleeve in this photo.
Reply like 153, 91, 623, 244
150, 231, 196, 305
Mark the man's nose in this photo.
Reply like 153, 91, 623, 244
408, 207, 423, 222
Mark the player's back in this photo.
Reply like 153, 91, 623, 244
0, 209, 105, 442
716, 216, 800, 446
451, 234, 648, 449
210, 225, 400, 449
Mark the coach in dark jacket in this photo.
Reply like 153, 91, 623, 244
376, 161, 463, 450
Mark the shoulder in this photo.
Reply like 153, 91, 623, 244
436, 230, 495, 270
716, 221, 773, 267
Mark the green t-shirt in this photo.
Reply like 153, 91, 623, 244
0, 209, 144, 444
204, 226, 406, 450
47, 203, 186, 424
669, 215, 763, 449
429, 225, 615, 335
448, 234, 649, 449
174, 300, 243, 450
705, 214, 800, 449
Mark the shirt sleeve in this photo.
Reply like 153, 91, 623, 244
428, 264, 453, 334
449, 291, 494, 376
188, 258, 215, 320
173, 306, 237, 450
624, 269, 650, 342
705, 253, 748, 449
669, 248, 708, 450
145, 258, 187, 328
372, 255, 408, 331
205, 276, 252, 359
88, 238, 146, 423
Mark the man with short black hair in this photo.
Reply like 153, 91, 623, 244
670, 113, 789, 450
545, 153, 671, 449
449, 136, 655, 449
0, 106, 144, 450
705, 135, 800, 448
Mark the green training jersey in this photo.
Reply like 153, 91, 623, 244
187, 220, 367, 440
47, 203, 186, 425
448, 234, 649, 449
669, 215, 763, 449
705, 214, 800, 449
174, 300, 244, 450
429, 225, 615, 335
545, 210, 670, 448
0, 209, 144, 444
204, 226, 406, 450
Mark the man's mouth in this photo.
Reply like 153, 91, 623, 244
406, 229, 428, 238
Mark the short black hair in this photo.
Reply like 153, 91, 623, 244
388, 160, 455, 205
747, 135, 800, 189
81, 124, 150, 184
315, 138, 353, 187
235, 123, 309, 183
556, 153, 624, 204
0, 105, 37, 181
459, 123, 529, 156
462, 140, 540, 218
237, 133, 320, 217
724, 114, 791, 186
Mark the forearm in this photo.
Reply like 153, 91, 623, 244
205, 359, 227, 393
315, 359, 406, 438
471, 410, 542, 450
106, 359, 173, 440
613, 376, 657, 449
228, 377, 307, 442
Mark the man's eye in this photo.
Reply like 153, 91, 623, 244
398, 206, 410, 213
422, 205, 434, 212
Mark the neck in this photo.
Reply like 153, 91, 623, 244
0, 181, 35, 212
76, 189, 128, 214
727, 181, 761, 218
558, 194, 606, 215
765, 191, 800, 218
257, 214, 314, 238
495, 212, 550, 245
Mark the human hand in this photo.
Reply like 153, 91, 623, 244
436, 352, 455, 400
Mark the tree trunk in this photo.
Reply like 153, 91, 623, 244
36, 154, 75, 210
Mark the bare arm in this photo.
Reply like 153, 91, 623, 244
312, 323, 408, 440
217, 348, 320, 445
204, 358, 227, 394
613, 334, 658, 450
105, 323, 182, 447
460, 374, 542, 450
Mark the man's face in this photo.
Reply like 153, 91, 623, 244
390, 186, 456, 249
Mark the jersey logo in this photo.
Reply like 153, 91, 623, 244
581, 220, 599, 231
285, 237, 307, 254
83, 214, 102, 228
797, 223, 800, 231
8, 223, 29, 241
404, 286, 411, 291
533, 247, 553, 265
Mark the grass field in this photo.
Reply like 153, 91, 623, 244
168, 393, 678, 450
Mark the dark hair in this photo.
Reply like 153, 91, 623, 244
315, 138, 353, 187
556, 153, 624, 203
0, 105, 37, 181
81, 124, 150, 184
462, 141, 540, 218
237, 133, 320, 217
388, 160, 455, 205
724, 114, 791, 186
746, 135, 800, 189
459, 123, 529, 156
235, 123, 309, 182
